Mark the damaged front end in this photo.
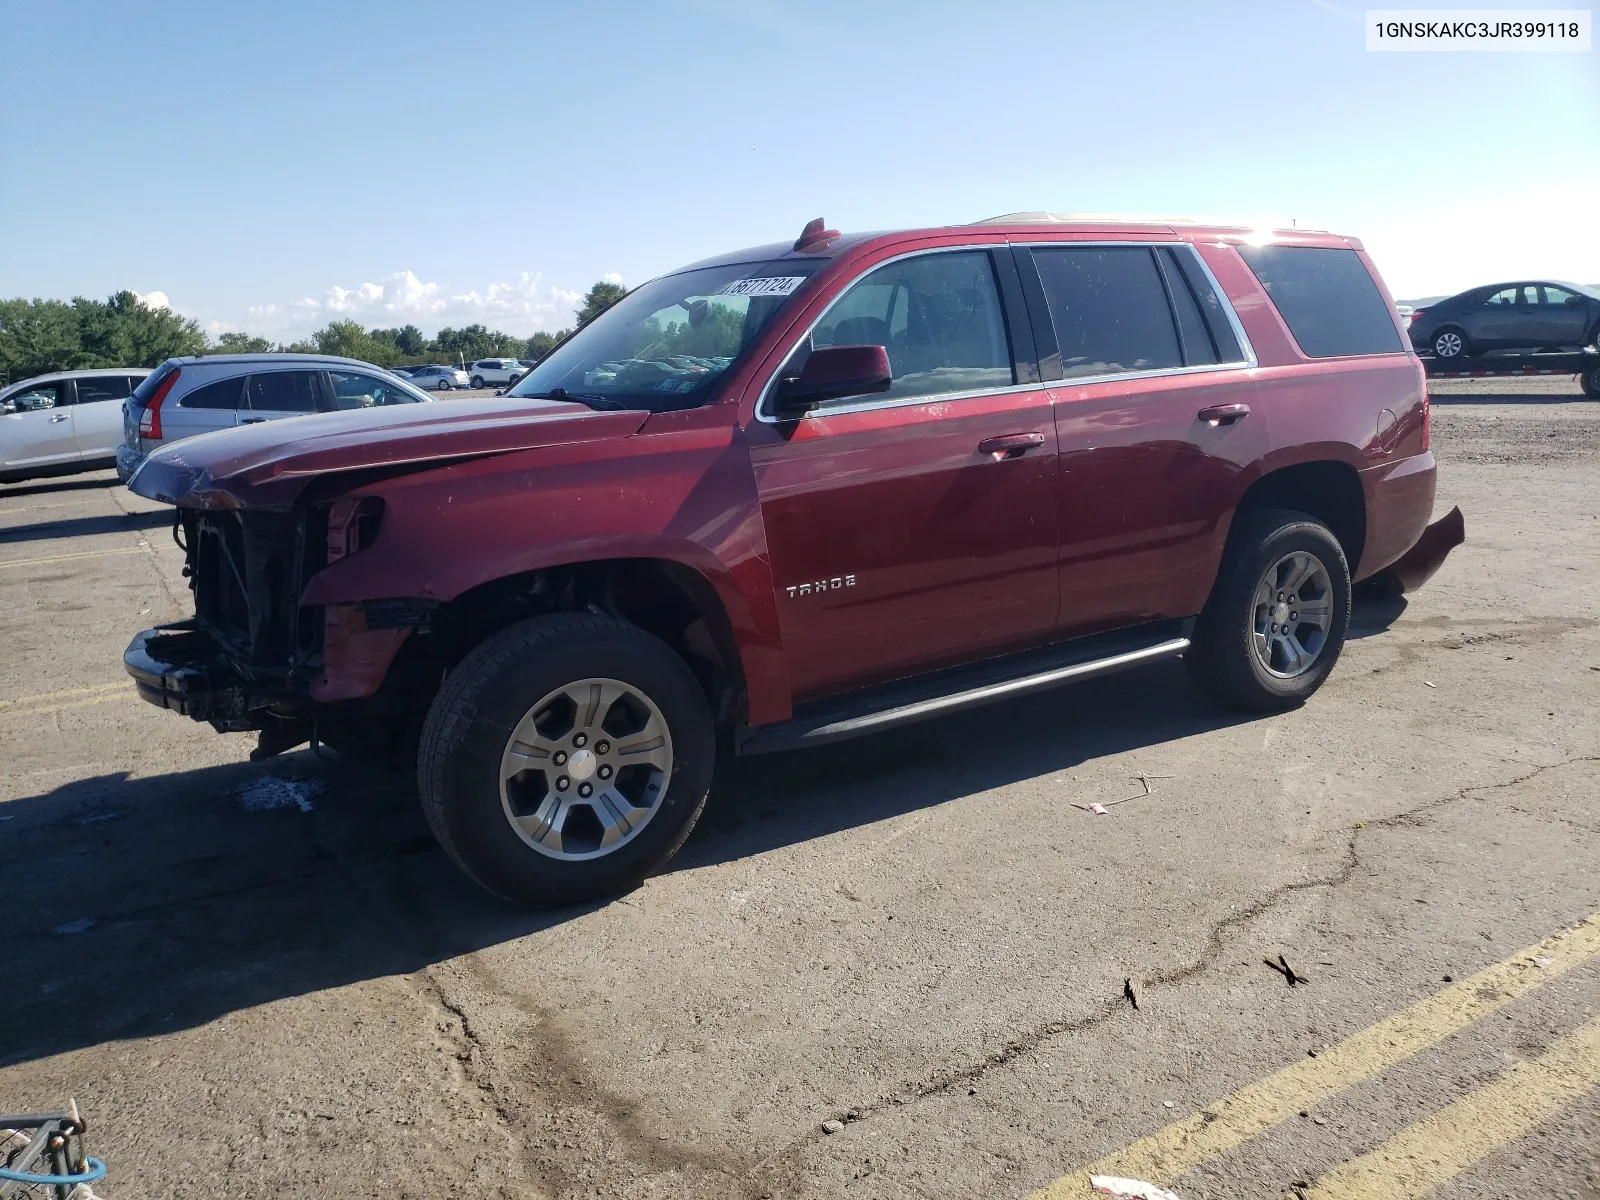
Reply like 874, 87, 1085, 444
123, 500, 423, 758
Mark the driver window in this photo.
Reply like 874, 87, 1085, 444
3, 382, 63, 413
802, 250, 1014, 404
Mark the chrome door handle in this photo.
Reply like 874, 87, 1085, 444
1198, 403, 1250, 426
977, 432, 1046, 460
49, 414, 71, 423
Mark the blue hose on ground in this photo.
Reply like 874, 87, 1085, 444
0, 1154, 106, 1185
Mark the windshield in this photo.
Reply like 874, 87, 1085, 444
507, 261, 823, 412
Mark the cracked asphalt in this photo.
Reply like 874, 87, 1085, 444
1, 376, 1596, 1199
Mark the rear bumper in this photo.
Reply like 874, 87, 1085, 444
115, 444, 144, 483
1359, 451, 1464, 593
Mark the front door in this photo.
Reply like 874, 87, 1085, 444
0, 381, 76, 471
1532, 285, 1590, 347
749, 247, 1059, 701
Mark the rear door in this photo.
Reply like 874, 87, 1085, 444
69, 374, 136, 459
747, 245, 1060, 699
241, 369, 324, 424
1017, 242, 1267, 636
0, 381, 76, 470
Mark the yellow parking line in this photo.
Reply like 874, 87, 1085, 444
0, 681, 129, 710
1030, 913, 1600, 1198
1307, 1018, 1600, 1200
14, 691, 137, 717
0, 546, 149, 569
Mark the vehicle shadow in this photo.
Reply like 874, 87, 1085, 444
0, 509, 171, 545
0, 474, 121, 500
0, 657, 1267, 1070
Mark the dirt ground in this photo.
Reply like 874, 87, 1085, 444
1, 375, 1595, 1199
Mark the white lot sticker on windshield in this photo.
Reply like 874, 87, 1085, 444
717, 276, 807, 298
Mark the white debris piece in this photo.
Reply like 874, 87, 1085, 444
237, 776, 325, 813
1089, 1176, 1185, 1200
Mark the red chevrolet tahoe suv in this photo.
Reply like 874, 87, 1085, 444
124, 216, 1462, 907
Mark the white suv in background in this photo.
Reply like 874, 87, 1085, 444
1, 368, 153, 484
467, 358, 526, 388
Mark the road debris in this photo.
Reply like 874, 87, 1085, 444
1073, 773, 1175, 814
52, 917, 96, 935
1265, 955, 1305, 986
821, 1119, 844, 1134
1089, 1175, 1184, 1200
1123, 978, 1139, 1011
237, 775, 324, 813
1423, 681, 1437, 688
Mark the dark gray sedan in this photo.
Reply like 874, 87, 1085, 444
1408, 281, 1600, 359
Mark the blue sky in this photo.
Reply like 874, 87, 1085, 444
2, 0, 1596, 338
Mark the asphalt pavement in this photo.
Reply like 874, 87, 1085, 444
1, 376, 1595, 1200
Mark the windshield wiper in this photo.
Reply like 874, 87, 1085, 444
525, 387, 629, 412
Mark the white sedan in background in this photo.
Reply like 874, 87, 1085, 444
1, 368, 153, 483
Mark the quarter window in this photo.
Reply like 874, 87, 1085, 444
800, 250, 1014, 404
246, 371, 321, 412
1237, 245, 1404, 358
1031, 247, 1183, 378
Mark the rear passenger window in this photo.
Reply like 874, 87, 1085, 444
180, 377, 245, 409
75, 375, 134, 404
1030, 247, 1182, 379
247, 371, 321, 412
803, 250, 1015, 403
1237, 245, 1403, 358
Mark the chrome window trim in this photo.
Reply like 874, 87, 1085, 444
755, 241, 1256, 425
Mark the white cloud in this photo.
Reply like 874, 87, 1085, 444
601, 271, 624, 285
242, 269, 584, 340
133, 289, 171, 311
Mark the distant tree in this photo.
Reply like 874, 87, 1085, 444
211, 331, 273, 354
526, 328, 571, 360
433, 323, 504, 361
577, 281, 627, 327
0, 290, 203, 383
395, 324, 427, 355
313, 320, 388, 364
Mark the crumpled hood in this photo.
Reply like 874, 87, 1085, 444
128, 396, 649, 508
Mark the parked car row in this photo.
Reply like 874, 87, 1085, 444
393, 360, 536, 389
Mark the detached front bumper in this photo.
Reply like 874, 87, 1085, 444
124, 621, 229, 719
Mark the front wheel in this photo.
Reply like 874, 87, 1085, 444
417, 614, 715, 907
470, 375, 485, 389
1185, 509, 1352, 712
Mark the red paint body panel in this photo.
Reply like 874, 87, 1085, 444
129, 220, 1451, 724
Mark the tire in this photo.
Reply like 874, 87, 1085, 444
1432, 327, 1468, 359
470, 375, 485, 389
1185, 508, 1352, 712
417, 613, 715, 907
1582, 364, 1600, 399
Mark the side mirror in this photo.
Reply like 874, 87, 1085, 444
772, 345, 892, 415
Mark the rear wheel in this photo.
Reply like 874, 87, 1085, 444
417, 614, 714, 907
470, 375, 486, 389
1432, 327, 1468, 358
1186, 509, 1352, 712
1582, 364, 1600, 399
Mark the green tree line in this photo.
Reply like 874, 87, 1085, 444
0, 281, 628, 385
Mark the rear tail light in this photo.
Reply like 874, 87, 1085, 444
1408, 309, 1426, 328
1417, 360, 1431, 452
138, 368, 181, 440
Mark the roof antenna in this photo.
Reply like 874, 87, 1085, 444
794, 217, 840, 252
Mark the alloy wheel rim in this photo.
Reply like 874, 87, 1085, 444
1251, 551, 1334, 679
1435, 331, 1462, 357
499, 677, 673, 861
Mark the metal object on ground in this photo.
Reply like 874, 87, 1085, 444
0, 1104, 105, 1198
